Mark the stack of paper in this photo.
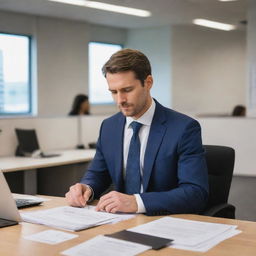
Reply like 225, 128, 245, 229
129, 216, 241, 252
21, 206, 134, 231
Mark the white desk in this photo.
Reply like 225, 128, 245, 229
0, 149, 96, 194
0, 149, 96, 172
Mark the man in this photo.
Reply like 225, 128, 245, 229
66, 49, 209, 215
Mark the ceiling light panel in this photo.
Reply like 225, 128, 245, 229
48, 0, 151, 17
193, 19, 236, 31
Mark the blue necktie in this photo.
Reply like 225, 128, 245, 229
125, 121, 143, 195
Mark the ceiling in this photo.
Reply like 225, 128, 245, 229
0, 0, 248, 29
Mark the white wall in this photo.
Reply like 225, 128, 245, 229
37, 17, 90, 117
0, 10, 127, 117
198, 117, 256, 176
247, 0, 256, 117
0, 10, 35, 34
172, 25, 246, 116
0, 115, 106, 156
125, 26, 172, 108
0, 117, 77, 156
90, 23, 127, 44
125, 24, 247, 115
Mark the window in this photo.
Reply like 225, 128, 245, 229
89, 42, 122, 104
0, 33, 31, 116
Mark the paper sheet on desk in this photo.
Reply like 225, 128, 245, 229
24, 229, 78, 244
129, 216, 241, 252
21, 206, 135, 231
62, 235, 151, 256
171, 228, 241, 252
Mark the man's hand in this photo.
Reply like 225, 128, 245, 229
65, 183, 92, 207
96, 191, 138, 213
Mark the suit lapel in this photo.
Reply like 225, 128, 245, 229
143, 102, 167, 191
114, 114, 126, 192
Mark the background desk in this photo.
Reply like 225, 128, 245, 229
1, 196, 256, 256
0, 149, 95, 196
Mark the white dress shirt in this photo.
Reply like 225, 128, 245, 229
123, 99, 156, 213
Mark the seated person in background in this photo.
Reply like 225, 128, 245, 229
232, 105, 246, 117
69, 94, 90, 115
65, 49, 209, 216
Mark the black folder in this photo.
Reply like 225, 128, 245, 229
105, 230, 173, 250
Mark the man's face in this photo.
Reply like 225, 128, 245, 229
107, 71, 153, 119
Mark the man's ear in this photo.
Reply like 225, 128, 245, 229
144, 75, 153, 90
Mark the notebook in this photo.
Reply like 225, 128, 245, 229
15, 128, 60, 158
0, 171, 43, 227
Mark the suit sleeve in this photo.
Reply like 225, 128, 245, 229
140, 120, 209, 215
80, 121, 112, 198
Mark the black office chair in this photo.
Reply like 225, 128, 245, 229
202, 145, 236, 219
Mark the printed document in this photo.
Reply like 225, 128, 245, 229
62, 235, 151, 256
21, 206, 134, 231
24, 229, 78, 244
129, 216, 241, 252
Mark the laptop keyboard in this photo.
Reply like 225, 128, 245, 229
15, 198, 43, 209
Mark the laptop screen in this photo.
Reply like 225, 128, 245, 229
0, 171, 21, 222
15, 129, 40, 154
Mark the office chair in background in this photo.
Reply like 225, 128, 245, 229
202, 145, 236, 219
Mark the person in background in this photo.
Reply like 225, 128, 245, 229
65, 49, 208, 215
232, 105, 246, 117
69, 94, 90, 115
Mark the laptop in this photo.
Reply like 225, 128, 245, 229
0, 171, 43, 227
15, 128, 61, 158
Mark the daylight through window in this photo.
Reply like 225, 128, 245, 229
0, 33, 31, 115
89, 42, 122, 104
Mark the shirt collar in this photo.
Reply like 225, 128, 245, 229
126, 98, 156, 128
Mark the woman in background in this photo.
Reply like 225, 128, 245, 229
232, 105, 246, 117
69, 94, 90, 115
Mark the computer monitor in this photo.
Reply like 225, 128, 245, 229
15, 128, 60, 158
15, 129, 40, 156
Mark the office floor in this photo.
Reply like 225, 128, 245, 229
229, 175, 256, 222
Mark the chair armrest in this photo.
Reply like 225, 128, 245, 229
202, 203, 236, 219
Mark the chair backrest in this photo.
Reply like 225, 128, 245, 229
204, 145, 235, 209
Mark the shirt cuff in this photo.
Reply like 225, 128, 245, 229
134, 194, 146, 213
85, 184, 94, 203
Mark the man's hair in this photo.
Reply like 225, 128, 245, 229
102, 48, 151, 86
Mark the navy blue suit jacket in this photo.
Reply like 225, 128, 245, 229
81, 100, 209, 215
